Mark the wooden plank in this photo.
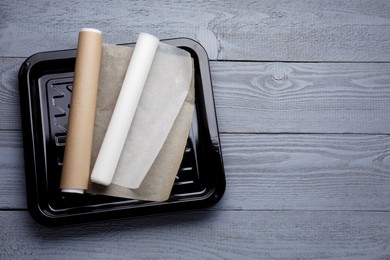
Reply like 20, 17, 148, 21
0, 210, 389, 259
0, 1, 389, 61
2, 131, 390, 211
212, 61, 390, 134
0, 130, 26, 209
3, 58, 390, 133
218, 134, 390, 211
0, 58, 23, 130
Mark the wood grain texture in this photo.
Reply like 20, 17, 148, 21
3, 58, 390, 133
212, 61, 390, 134
0, 0, 389, 61
1, 210, 389, 259
0, 130, 26, 209
218, 134, 390, 211
0, 58, 23, 130
2, 131, 390, 211
2, 1, 390, 257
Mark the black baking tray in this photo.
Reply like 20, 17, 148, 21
18, 38, 225, 225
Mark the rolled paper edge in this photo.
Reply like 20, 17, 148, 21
61, 188, 84, 194
90, 175, 111, 186
138, 32, 159, 43
81, 28, 102, 34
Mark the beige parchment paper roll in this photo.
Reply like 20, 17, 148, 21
87, 43, 194, 201
60, 28, 102, 193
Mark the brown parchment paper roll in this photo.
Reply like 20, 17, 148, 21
60, 28, 102, 193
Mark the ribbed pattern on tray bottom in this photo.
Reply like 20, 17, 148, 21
46, 75, 202, 201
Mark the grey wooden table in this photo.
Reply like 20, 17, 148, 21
1, 0, 390, 259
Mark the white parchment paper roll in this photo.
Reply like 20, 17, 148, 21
111, 43, 192, 190
90, 33, 159, 186
87, 43, 193, 200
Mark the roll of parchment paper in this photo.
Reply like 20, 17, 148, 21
90, 33, 159, 186
60, 28, 102, 194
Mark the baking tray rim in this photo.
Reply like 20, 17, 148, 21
18, 38, 226, 225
